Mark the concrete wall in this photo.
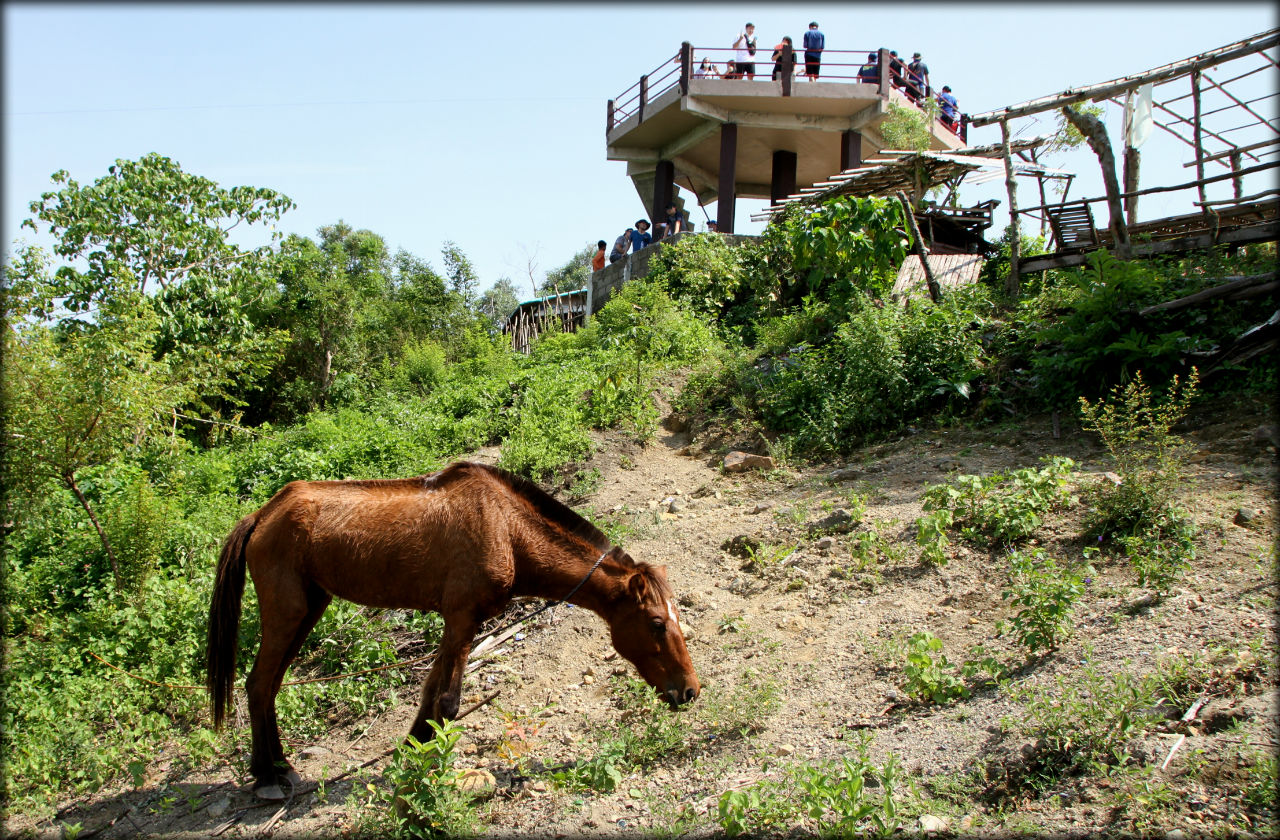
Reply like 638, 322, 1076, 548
588, 232, 757, 316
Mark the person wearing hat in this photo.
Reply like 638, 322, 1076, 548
802, 21, 824, 81
706, 219, 719, 233
629, 219, 653, 253
907, 52, 930, 101
938, 85, 959, 131
857, 51, 879, 84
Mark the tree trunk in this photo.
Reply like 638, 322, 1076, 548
1123, 146, 1141, 227
999, 119, 1021, 297
65, 471, 120, 583
1062, 106, 1131, 257
896, 191, 941, 303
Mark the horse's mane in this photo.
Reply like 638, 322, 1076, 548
439, 462, 612, 554
428, 463, 671, 595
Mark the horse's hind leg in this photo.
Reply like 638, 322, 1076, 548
246, 578, 331, 799
408, 612, 478, 743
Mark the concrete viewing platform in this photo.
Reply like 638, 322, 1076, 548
607, 44, 969, 233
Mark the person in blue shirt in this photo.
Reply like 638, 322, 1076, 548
938, 85, 959, 131
629, 219, 652, 252
802, 21, 824, 81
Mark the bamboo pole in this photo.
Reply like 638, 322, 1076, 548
1192, 71, 1207, 209
1000, 119, 1020, 296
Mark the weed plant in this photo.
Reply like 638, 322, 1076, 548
998, 547, 1092, 656
379, 720, 481, 839
918, 456, 1076, 551
717, 735, 906, 838
1078, 369, 1198, 537
901, 631, 970, 703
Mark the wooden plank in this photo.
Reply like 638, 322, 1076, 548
1184, 137, 1280, 167
1019, 219, 1279, 273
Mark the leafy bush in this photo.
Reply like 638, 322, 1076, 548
918, 456, 1076, 548
383, 720, 481, 839
901, 631, 970, 703
1078, 368, 1198, 537
998, 547, 1092, 656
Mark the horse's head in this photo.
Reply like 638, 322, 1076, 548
606, 561, 700, 708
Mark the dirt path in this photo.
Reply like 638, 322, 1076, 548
28, 406, 1277, 838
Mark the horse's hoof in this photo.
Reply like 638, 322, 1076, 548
282, 768, 303, 788
254, 783, 285, 801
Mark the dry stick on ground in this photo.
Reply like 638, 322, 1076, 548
895, 190, 941, 303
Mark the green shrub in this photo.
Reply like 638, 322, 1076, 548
383, 720, 480, 839
901, 631, 970, 703
998, 547, 1092, 656
1079, 369, 1198, 537
918, 456, 1076, 549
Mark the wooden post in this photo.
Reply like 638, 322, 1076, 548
771, 150, 797, 205
1000, 119, 1021, 297
896, 190, 940, 303
1230, 151, 1243, 199
718, 123, 738, 233
1031, 148, 1049, 237
1061, 105, 1130, 258
652, 160, 675, 226
680, 42, 692, 96
840, 130, 862, 172
1124, 146, 1141, 226
607, 99, 615, 134
639, 75, 648, 123
960, 113, 969, 145
1192, 71, 1206, 210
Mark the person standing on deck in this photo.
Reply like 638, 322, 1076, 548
771, 36, 794, 81
609, 229, 632, 263
629, 219, 653, 253
938, 85, 959, 131
858, 52, 880, 84
695, 57, 718, 78
591, 240, 607, 272
907, 52, 930, 101
732, 22, 757, 80
802, 21, 824, 81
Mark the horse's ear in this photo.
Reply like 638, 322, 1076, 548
626, 571, 649, 604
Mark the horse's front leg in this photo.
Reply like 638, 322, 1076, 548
408, 614, 477, 742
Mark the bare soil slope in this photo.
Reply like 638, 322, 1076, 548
26, 401, 1277, 839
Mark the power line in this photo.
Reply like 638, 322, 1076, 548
8, 94, 597, 117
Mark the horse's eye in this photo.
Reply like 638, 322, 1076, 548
650, 616, 667, 634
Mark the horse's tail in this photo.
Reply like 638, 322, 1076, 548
207, 513, 257, 730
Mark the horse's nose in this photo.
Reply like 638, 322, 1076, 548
665, 685, 699, 706
682, 685, 699, 703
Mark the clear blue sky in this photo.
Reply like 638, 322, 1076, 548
4, 3, 1276, 298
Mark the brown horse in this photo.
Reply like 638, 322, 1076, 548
207, 461, 699, 799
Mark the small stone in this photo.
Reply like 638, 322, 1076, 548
809, 509, 858, 536
723, 451, 776, 473
454, 769, 496, 796
919, 814, 949, 833
936, 458, 963, 472
301, 746, 331, 758
1252, 425, 1278, 446
679, 621, 694, 640
532, 780, 548, 793
666, 497, 685, 514
752, 502, 774, 514
828, 466, 862, 481
774, 743, 796, 757
582, 674, 595, 685
884, 689, 901, 702
1233, 507, 1259, 527
815, 536, 837, 550
207, 796, 231, 818
1166, 830, 1188, 840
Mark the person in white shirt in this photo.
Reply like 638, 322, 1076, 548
732, 22, 757, 80
694, 57, 719, 79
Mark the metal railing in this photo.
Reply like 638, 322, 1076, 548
607, 43, 968, 143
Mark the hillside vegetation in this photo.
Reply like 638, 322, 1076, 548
2, 155, 1275, 837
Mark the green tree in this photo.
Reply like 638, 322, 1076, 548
538, 244, 594, 296
2, 296, 170, 585
15, 153, 295, 421
476, 276, 522, 333
441, 241, 480, 306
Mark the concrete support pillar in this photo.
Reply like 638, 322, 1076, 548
771, 150, 797, 205
651, 160, 675, 223
717, 123, 738, 234
840, 130, 863, 172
